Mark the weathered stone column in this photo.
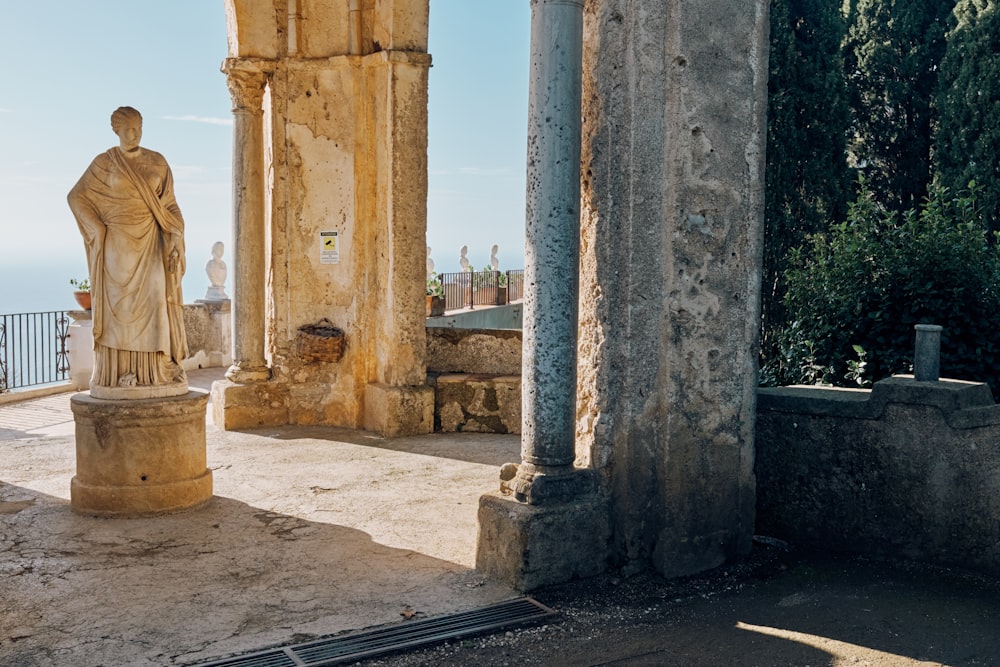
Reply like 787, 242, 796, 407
223, 59, 271, 384
576, 0, 768, 578
476, 0, 609, 591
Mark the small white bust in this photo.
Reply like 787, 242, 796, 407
205, 241, 229, 300
426, 245, 435, 280
490, 244, 500, 271
459, 245, 471, 272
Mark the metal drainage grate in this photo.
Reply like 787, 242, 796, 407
192, 597, 558, 667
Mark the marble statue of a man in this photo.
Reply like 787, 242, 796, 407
67, 106, 188, 399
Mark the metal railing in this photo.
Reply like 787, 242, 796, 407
438, 270, 524, 311
0, 311, 70, 392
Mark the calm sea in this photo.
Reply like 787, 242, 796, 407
0, 260, 213, 316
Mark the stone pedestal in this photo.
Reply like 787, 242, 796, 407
70, 391, 212, 516
477, 490, 610, 592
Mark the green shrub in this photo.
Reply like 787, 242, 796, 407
762, 179, 1000, 395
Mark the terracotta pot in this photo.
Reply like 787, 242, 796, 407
73, 291, 92, 310
426, 295, 445, 317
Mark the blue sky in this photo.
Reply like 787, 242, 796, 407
0, 1, 529, 313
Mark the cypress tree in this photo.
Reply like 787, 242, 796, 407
762, 0, 851, 361
936, 0, 1000, 228
844, 0, 953, 214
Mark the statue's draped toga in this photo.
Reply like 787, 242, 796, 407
68, 109, 188, 393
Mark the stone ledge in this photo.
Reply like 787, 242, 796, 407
758, 375, 1000, 428
211, 380, 290, 430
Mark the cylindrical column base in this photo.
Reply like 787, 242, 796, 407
70, 390, 212, 517
914, 324, 943, 382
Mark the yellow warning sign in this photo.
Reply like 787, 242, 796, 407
320, 231, 340, 264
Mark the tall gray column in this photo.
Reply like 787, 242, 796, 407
513, 0, 585, 499
223, 59, 271, 384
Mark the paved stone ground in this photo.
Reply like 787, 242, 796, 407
3, 374, 999, 667
0, 372, 521, 666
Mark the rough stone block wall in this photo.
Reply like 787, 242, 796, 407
756, 378, 1000, 577
435, 374, 521, 434
181, 303, 231, 370
426, 328, 522, 375
577, 0, 768, 576
427, 328, 523, 434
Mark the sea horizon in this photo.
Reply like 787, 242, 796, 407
0, 259, 217, 318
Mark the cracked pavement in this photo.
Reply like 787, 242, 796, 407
0, 378, 520, 666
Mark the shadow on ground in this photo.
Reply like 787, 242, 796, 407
0, 421, 521, 667
354, 545, 1000, 667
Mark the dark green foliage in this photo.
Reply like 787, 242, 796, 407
936, 0, 1000, 230
762, 181, 1000, 396
844, 0, 952, 215
763, 0, 852, 358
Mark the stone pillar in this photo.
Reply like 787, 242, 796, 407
511, 0, 585, 500
914, 324, 943, 382
223, 59, 271, 385
576, 0, 768, 578
476, 0, 609, 592
212, 59, 287, 430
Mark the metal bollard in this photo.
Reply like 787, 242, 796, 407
914, 324, 943, 382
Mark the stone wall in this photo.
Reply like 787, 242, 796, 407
426, 328, 521, 376
576, 0, 768, 576
427, 328, 522, 434
757, 377, 1000, 576
181, 302, 232, 371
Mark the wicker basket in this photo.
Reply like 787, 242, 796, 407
295, 318, 345, 363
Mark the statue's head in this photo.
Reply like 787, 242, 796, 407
111, 107, 143, 152
211, 241, 224, 259
110, 106, 143, 134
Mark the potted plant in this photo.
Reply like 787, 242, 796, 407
496, 269, 508, 305
426, 274, 445, 316
70, 278, 92, 310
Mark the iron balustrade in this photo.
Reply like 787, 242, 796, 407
0, 311, 70, 392
438, 270, 523, 311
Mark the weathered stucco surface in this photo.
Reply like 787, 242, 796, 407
577, 0, 768, 577
218, 2, 433, 435
757, 378, 1000, 577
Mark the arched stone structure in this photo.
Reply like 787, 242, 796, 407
213, 0, 769, 589
214, 0, 434, 435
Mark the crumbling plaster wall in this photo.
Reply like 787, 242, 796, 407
577, 0, 768, 576
224, 0, 432, 431
267, 57, 366, 426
